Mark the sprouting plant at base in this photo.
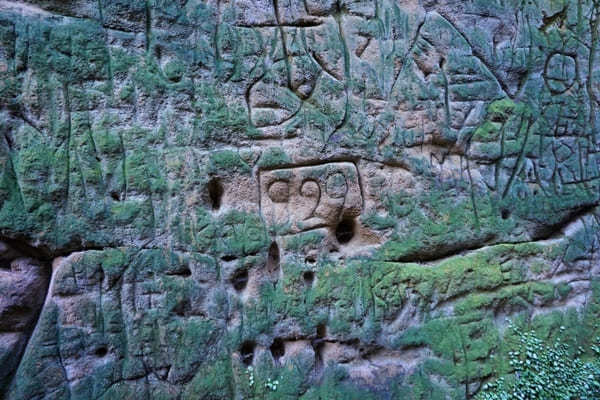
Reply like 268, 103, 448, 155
477, 323, 600, 400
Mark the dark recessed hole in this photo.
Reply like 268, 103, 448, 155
501, 209, 510, 220
231, 269, 249, 292
335, 218, 355, 244
270, 338, 285, 360
221, 255, 236, 262
110, 192, 120, 201
173, 299, 190, 317
316, 323, 326, 339
312, 325, 326, 369
240, 341, 255, 366
207, 178, 224, 210
266, 242, 279, 275
95, 346, 108, 357
305, 255, 316, 264
154, 43, 162, 59
167, 266, 192, 277
303, 271, 314, 286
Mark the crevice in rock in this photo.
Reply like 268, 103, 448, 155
266, 241, 280, 279
207, 178, 224, 211
303, 271, 315, 286
231, 268, 249, 292
384, 203, 598, 264
312, 324, 326, 370
166, 266, 192, 278
532, 203, 597, 240
335, 218, 355, 244
94, 346, 108, 358
0, 239, 51, 397
270, 338, 285, 361
240, 340, 255, 366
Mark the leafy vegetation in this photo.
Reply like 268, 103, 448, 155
477, 324, 600, 400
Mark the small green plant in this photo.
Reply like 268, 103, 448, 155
477, 324, 600, 400
246, 366, 255, 388
264, 378, 279, 392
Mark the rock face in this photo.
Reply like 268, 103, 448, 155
0, 0, 599, 398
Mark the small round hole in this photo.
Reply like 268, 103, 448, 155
270, 338, 285, 360
305, 255, 316, 264
231, 269, 249, 292
240, 341, 255, 366
95, 346, 108, 357
110, 192, 120, 201
335, 218, 355, 244
501, 209, 510, 220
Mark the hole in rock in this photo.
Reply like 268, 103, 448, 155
221, 255, 236, 262
316, 323, 326, 339
312, 324, 326, 369
110, 191, 120, 201
207, 178, 224, 210
305, 255, 316, 264
154, 43, 162, 59
168, 266, 192, 277
270, 338, 285, 360
231, 269, 249, 292
240, 341, 255, 366
173, 299, 190, 317
501, 209, 510, 220
266, 242, 279, 274
95, 346, 108, 357
303, 271, 315, 286
335, 218, 355, 244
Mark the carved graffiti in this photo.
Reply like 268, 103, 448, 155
259, 162, 362, 234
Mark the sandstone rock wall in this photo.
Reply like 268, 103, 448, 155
0, 0, 599, 398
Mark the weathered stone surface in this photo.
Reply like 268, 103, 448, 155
0, 0, 599, 398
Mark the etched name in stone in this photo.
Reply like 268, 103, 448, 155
259, 162, 363, 234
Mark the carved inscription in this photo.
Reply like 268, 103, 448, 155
259, 162, 362, 234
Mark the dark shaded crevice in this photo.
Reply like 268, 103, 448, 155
144, 0, 151, 52
231, 268, 249, 292
207, 178, 223, 210
0, 240, 52, 398
94, 346, 108, 358
303, 271, 315, 286
235, 20, 322, 28
240, 340, 255, 366
270, 338, 285, 361
532, 203, 598, 240
165, 266, 192, 278
311, 323, 327, 371
266, 242, 280, 286
334, 218, 355, 244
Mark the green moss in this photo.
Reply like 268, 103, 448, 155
182, 358, 234, 399
208, 150, 251, 175
257, 148, 291, 168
